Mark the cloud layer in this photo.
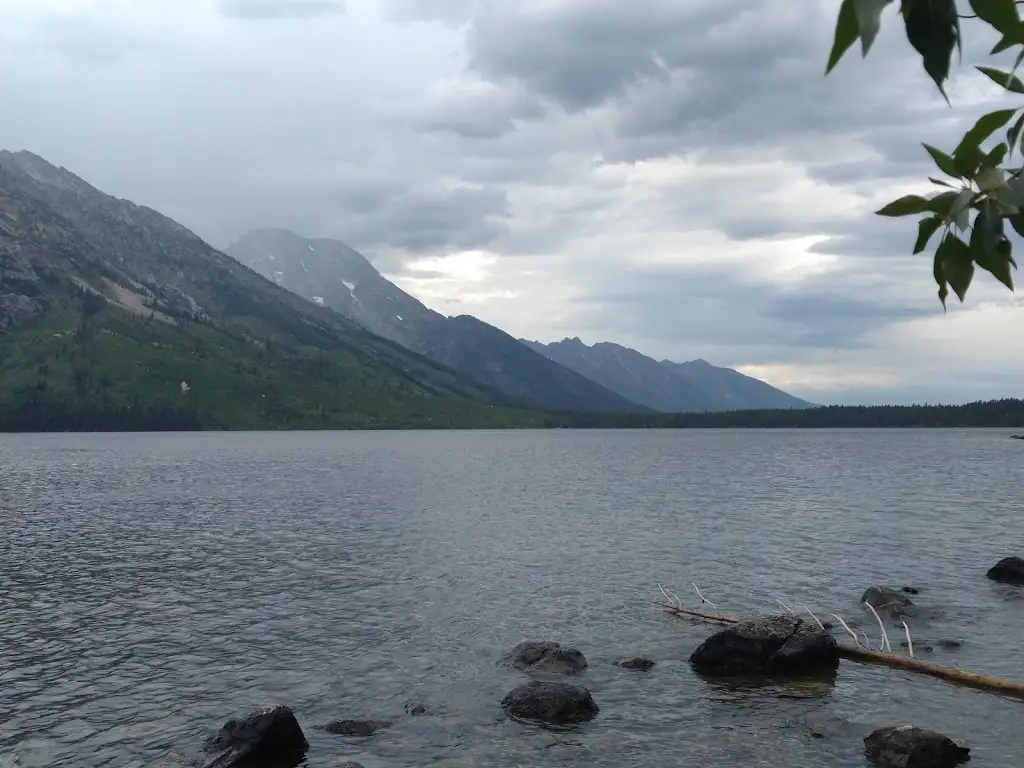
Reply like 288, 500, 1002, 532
2, 0, 1022, 403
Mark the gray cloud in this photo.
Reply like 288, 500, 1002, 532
217, 0, 346, 20
1, 0, 1021, 403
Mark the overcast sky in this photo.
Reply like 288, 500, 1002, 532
2, 0, 1023, 405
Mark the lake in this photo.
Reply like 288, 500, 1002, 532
0, 429, 1022, 767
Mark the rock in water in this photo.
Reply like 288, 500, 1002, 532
503, 641, 588, 675
202, 705, 308, 768
614, 655, 655, 670
689, 615, 839, 676
500, 681, 599, 725
986, 556, 1024, 585
862, 585, 916, 616
865, 726, 970, 767
318, 719, 392, 737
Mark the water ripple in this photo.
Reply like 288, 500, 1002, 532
1, 429, 1022, 766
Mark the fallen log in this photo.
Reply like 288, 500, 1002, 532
654, 601, 1024, 701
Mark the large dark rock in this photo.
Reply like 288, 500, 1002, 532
503, 641, 587, 675
689, 615, 839, 677
862, 585, 916, 616
201, 706, 308, 768
500, 681, 599, 726
318, 719, 392, 737
986, 556, 1024, 585
865, 726, 970, 767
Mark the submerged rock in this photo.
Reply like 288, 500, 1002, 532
503, 641, 588, 675
986, 556, 1024, 585
861, 585, 916, 616
201, 705, 308, 768
614, 655, 655, 671
500, 681, 599, 726
689, 615, 839, 677
864, 726, 970, 767
318, 719, 392, 737
404, 700, 428, 716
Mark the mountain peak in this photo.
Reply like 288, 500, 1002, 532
1, 149, 95, 195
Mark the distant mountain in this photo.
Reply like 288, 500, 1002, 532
523, 337, 812, 412
0, 150, 544, 430
227, 229, 648, 413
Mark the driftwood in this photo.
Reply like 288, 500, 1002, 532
655, 601, 1024, 700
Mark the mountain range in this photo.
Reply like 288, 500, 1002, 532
0, 149, 809, 431
228, 229, 811, 413
522, 338, 811, 412
0, 150, 543, 429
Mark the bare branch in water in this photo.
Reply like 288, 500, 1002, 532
902, 621, 914, 658
862, 602, 892, 653
692, 583, 719, 616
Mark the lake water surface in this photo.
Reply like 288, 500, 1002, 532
1, 429, 1022, 767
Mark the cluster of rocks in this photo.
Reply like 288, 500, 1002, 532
198, 641, 653, 766
195, 563, 1024, 767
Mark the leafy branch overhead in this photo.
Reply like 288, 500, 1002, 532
827, 0, 1024, 306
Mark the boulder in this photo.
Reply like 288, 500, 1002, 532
865, 726, 970, 767
318, 719, 392, 737
503, 641, 587, 675
689, 615, 839, 677
986, 556, 1024, 585
614, 655, 655, 671
862, 586, 915, 616
338, 764, 365, 768
201, 705, 308, 768
500, 681, 599, 726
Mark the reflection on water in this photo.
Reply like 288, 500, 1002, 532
1, 428, 1023, 766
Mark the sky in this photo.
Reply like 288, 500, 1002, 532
2, 0, 1023, 405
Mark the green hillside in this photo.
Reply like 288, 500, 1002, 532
0, 150, 541, 431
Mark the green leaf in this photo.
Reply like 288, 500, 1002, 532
933, 247, 949, 308
972, 199, 1004, 250
968, 0, 1023, 37
929, 176, 956, 187
977, 163, 1007, 191
902, 0, 960, 100
914, 215, 944, 254
954, 146, 985, 179
977, 65, 1024, 93
937, 233, 975, 302
927, 189, 960, 214
827, 0, 861, 73
991, 34, 1019, 54
971, 199, 1015, 290
876, 194, 932, 216
923, 143, 960, 177
989, 183, 1020, 213
976, 236, 1016, 290
853, 0, 894, 55
954, 108, 1019, 165
1010, 212, 1024, 237
985, 143, 1010, 168
1006, 176, 1024, 205
1006, 112, 1024, 159
951, 188, 975, 230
